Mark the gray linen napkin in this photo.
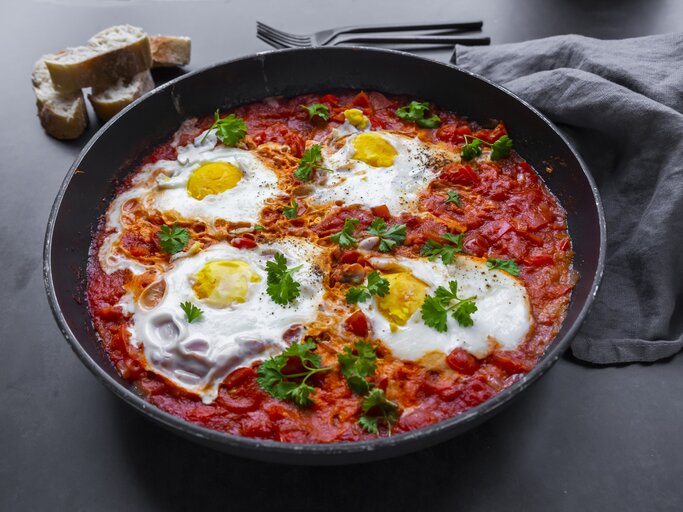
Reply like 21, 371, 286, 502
453, 33, 683, 364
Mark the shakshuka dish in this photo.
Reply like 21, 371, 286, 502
87, 90, 576, 442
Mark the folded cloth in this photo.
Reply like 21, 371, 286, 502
452, 33, 683, 364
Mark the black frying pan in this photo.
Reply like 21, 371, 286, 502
44, 47, 605, 465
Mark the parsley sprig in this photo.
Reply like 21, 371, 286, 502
420, 280, 477, 332
367, 218, 407, 253
395, 101, 441, 128
157, 223, 190, 254
300, 103, 330, 121
180, 301, 203, 323
256, 339, 331, 407
282, 199, 299, 219
445, 190, 462, 207
200, 110, 247, 146
486, 258, 521, 276
266, 252, 302, 305
294, 144, 327, 182
461, 134, 513, 161
330, 218, 359, 248
420, 233, 464, 264
346, 271, 390, 304
358, 388, 400, 435
338, 340, 378, 395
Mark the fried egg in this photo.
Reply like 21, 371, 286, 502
118, 238, 325, 403
97, 130, 279, 275
308, 131, 450, 215
358, 254, 532, 360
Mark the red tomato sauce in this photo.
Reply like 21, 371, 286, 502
87, 90, 575, 442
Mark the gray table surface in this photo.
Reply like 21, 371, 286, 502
1, 1, 682, 510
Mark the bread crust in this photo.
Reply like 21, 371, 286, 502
32, 55, 88, 140
45, 25, 152, 92
89, 70, 155, 121
150, 35, 191, 68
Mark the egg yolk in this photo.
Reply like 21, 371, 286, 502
192, 260, 260, 307
187, 162, 243, 200
352, 132, 398, 167
344, 109, 369, 129
375, 272, 427, 328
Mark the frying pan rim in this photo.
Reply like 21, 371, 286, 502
43, 46, 606, 462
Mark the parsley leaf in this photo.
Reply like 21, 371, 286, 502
300, 103, 330, 121
461, 138, 483, 161
330, 218, 359, 248
282, 199, 299, 219
253, 224, 265, 231
266, 252, 302, 305
256, 339, 331, 407
367, 218, 407, 253
486, 258, 521, 276
180, 301, 203, 323
445, 190, 462, 207
346, 271, 390, 305
294, 144, 323, 182
420, 280, 477, 331
395, 101, 441, 128
157, 223, 190, 254
420, 233, 464, 264
490, 135, 513, 160
201, 110, 247, 146
338, 340, 378, 395
358, 388, 400, 435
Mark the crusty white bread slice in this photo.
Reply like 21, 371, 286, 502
150, 35, 191, 68
88, 70, 155, 121
45, 25, 152, 92
32, 55, 88, 140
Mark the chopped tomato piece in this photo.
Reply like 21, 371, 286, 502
370, 204, 391, 219
524, 254, 554, 266
320, 94, 339, 106
351, 91, 371, 109
440, 164, 480, 187
559, 238, 571, 251
339, 250, 361, 264
435, 124, 472, 144
224, 367, 255, 389
490, 350, 533, 374
96, 306, 124, 321
231, 237, 257, 249
345, 310, 369, 337
446, 348, 480, 375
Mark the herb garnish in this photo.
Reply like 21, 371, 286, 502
256, 339, 331, 407
445, 190, 462, 207
180, 301, 203, 323
294, 144, 325, 182
358, 388, 400, 434
266, 252, 302, 305
420, 280, 477, 331
330, 218, 359, 248
282, 199, 299, 219
395, 101, 441, 128
486, 258, 521, 276
367, 218, 407, 253
420, 233, 464, 264
301, 103, 330, 121
200, 110, 247, 146
461, 134, 513, 161
157, 223, 190, 254
346, 271, 390, 305
338, 340, 378, 395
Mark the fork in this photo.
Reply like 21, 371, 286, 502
256, 20, 486, 48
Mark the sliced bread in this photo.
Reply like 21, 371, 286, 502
32, 55, 88, 140
150, 35, 191, 67
45, 25, 152, 92
89, 70, 155, 121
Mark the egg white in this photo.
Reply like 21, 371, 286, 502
97, 129, 279, 275
359, 254, 533, 360
308, 131, 448, 215
118, 238, 325, 403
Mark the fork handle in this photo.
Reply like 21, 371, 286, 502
322, 21, 483, 45
337, 35, 491, 45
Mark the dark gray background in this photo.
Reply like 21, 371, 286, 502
1, 1, 682, 510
